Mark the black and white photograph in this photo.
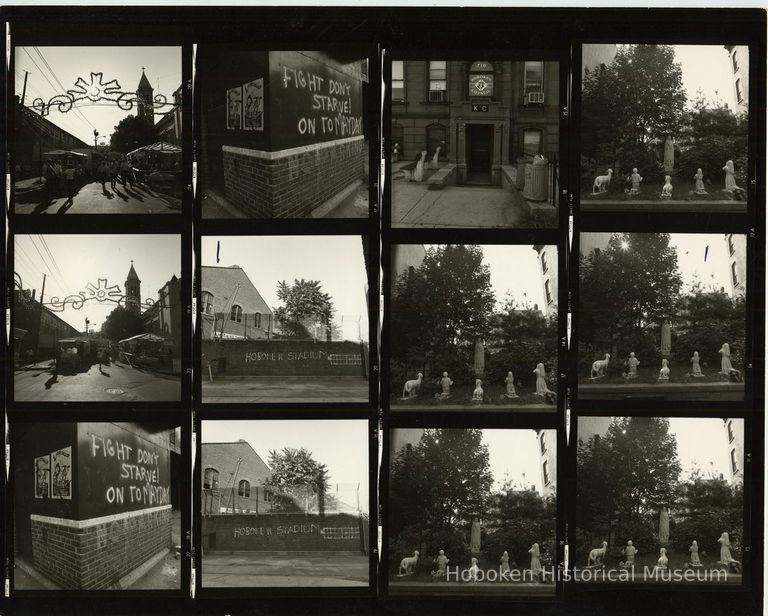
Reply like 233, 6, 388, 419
578, 232, 746, 401
13, 421, 183, 590
390, 244, 558, 410
198, 48, 371, 219
12, 234, 183, 403
388, 428, 557, 595
580, 44, 749, 213
200, 235, 370, 404
390, 59, 560, 228
201, 419, 370, 588
13, 45, 183, 215
575, 416, 744, 585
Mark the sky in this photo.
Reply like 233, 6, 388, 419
15, 46, 182, 145
582, 417, 737, 480
202, 419, 369, 512
202, 236, 369, 341
483, 428, 555, 493
424, 244, 553, 311
14, 234, 181, 332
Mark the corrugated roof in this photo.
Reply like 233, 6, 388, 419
201, 266, 273, 316
201, 441, 272, 488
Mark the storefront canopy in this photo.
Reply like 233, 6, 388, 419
127, 142, 181, 156
43, 150, 88, 157
118, 333, 165, 344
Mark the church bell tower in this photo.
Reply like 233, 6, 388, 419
125, 261, 142, 315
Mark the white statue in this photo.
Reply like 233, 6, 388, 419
628, 168, 643, 195
529, 543, 542, 576
656, 547, 669, 571
588, 541, 608, 566
688, 541, 702, 567
694, 168, 708, 194
663, 135, 675, 173
660, 175, 673, 199
622, 540, 638, 566
413, 150, 427, 182
430, 145, 442, 169
472, 379, 484, 403
661, 321, 672, 357
626, 352, 640, 378
592, 168, 613, 193
533, 154, 548, 165
659, 507, 670, 544
470, 519, 482, 553
533, 363, 551, 396
435, 371, 453, 400
590, 353, 610, 378
503, 371, 519, 398
658, 358, 670, 381
499, 550, 510, 574
402, 373, 423, 399
434, 549, 449, 576
399, 550, 419, 575
719, 343, 734, 374
718, 532, 737, 565
690, 351, 704, 377
469, 557, 480, 582
723, 160, 740, 192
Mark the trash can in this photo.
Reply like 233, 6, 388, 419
515, 156, 528, 189
523, 158, 549, 202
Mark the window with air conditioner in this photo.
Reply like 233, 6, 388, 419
524, 61, 544, 104
391, 60, 405, 101
428, 61, 447, 102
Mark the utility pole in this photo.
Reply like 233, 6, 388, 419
36, 273, 46, 358
20, 71, 29, 106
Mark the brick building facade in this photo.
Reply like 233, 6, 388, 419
391, 60, 559, 185
199, 49, 369, 218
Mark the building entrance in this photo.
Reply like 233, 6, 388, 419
465, 124, 493, 184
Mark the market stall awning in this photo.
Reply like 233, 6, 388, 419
127, 142, 182, 156
42, 150, 88, 157
118, 333, 166, 344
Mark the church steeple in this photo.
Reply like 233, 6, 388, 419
136, 68, 155, 125
125, 260, 142, 315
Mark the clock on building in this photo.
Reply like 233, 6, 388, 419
469, 73, 494, 97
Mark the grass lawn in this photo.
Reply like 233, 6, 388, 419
582, 178, 739, 202
579, 362, 738, 386
391, 382, 556, 406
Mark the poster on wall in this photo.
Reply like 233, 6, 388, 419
51, 447, 72, 500
227, 86, 243, 130
34, 455, 50, 499
243, 78, 264, 131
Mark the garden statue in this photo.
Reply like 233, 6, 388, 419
622, 540, 638, 566
626, 352, 640, 378
659, 507, 670, 545
690, 351, 704, 377
399, 550, 419, 575
588, 541, 608, 566
413, 150, 427, 182
533, 363, 552, 396
402, 373, 423, 399
590, 353, 610, 378
660, 175, 673, 199
657, 359, 669, 381
500, 551, 510, 574
435, 549, 450, 577
656, 547, 669, 572
504, 371, 519, 398
592, 168, 613, 194
472, 379, 484, 404
533, 154, 548, 165
470, 518, 481, 554
435, 372, 453, 400
628, 168, 643, 195
694, 168, 708, 194
393, 142, 401, 163
688, 541, 702, 567
723, 159, 740, 192
718, 532, 740, 568
529, 543, 542, 577
719, 343, 734, 374
469, 557, 480, 582
663, 135, 675, 173
473, 338, 486, 376
430, 145, 442, 169
661, 321, 672, 357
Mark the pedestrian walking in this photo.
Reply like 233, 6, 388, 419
64, 162, 76, 199
41, 159, 56, 204
120, 158, 134, 188
110, 160, 118, 190
98, 161, 107, 192
53, 160, 63, 194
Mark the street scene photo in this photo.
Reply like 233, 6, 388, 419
391, 59, 559, 228
13, 234, 182, 402
390, 244, 558, 410
576, 416, 744, 585
13, 421, 182, 590
200, 235, 370, 403
201, 419, 370, 587
388, 428, 557, 595
580, 44, 748, 213
578, 232, 746, 401
198, 48, 370, 219
13, 46, 183, 214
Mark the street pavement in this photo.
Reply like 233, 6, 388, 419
391, 181, 532, 228
15, 180, 182, 214
202, 377, 369, 403
14, 360, 181, 402
202, 552, 369, 587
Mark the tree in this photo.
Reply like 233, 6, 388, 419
264, 447, 330, 513
581, 45, 688, 182
101, 305, 145, 342
389, 429, 492, 570
390, 245, 496, 381
109, 115, 157, 154
273, 279, 335, 340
